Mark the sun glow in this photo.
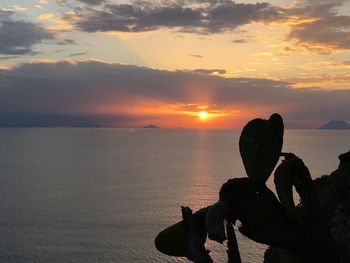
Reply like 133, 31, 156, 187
199, 111, 208, 120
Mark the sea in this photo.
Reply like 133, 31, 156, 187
0, 128, 349, 263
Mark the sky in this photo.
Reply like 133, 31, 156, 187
1, 0, 350, 128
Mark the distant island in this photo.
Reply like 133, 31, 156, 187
142, 124, 160, 128
319, 120, 350, 130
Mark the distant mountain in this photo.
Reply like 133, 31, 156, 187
319, 120, 350, 130
142, 124, 159, 128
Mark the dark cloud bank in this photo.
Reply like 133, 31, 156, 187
65, 0, 350, 52
0, 60, 349, 128
69, 0, 280, 34
0, 10, 54, 55
1, 0, 349, 57
77, 0, 106, 5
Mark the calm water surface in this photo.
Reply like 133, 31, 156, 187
0, 129, 349, 263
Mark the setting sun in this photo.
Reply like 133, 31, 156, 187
199, 111, 208, 120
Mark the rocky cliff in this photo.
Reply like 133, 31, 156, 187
264, 151, 350, 263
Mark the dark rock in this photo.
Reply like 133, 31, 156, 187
264, 151, 350, 263
339, 151, 350, 169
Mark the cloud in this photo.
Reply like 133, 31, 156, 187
0, 55, 20, 60
231, 38, 249, 44
1, 60, 350, 128
285, 0, 350, 53
0, 12, 54, 55
56, 38, 78, 45
190, 54, 203, 58
285, 72, 350, 88
10, 5, 27, 12
54, 0, 68, 6
77, 0, 105, 5
60, 0, 350, 53
65, 1, 280, 34
192, 68, 227, 74
0, 112, 138, 127
0, 9, 15, 19
67, 52, 88, 57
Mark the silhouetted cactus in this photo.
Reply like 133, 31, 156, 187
239, 113, 284, 184
154, 207, 208, 257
